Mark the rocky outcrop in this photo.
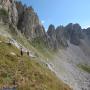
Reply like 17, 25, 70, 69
16, 2, 51, 49
47, 25, 68, 49
70, 24, 81, 45
16, 1, 25, 21
0, 0, 18, 25
83, 28, 90, 39
55, 26, 68, 47
65, 23, 82, 45
47, 24, 58, 49
47, 24, 56, 38
47, 23, 84, 49
16, 2, 41, 40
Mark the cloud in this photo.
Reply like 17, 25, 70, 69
41, 20, 45, 24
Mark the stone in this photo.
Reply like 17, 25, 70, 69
0, 0, 18, 25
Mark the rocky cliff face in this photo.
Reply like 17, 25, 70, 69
0, 0, 18, 25
83, 28, 90, 39
0, 0, 86, 51
64, 23, 83, 45
47, 25, 68, 49
56, 26, 68, 47
47, 23, 85, 49
47, 24, 58, 49
16, 2, 47, 41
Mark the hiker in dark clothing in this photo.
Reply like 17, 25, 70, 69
27, 51, 29, 56
13, 79, 16, 85
20, 48, 23, 56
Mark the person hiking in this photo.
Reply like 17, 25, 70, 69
20, 47, 23, 56
27, 51, 29, 56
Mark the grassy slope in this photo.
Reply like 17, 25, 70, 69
0, 32, 72, 89
7, 25, 53, 60
31, 36, 59, 60
78, 64, 90, 73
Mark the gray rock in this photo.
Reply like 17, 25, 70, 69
47, 24, 58, 50
65, 23, 82, 45
0, 0, 18, 25
16, 5, 40, 40
47, 25, 68, 50
56, 25, 68, 47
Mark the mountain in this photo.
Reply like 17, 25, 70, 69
0, 0, 18, 25
0, 0, 85, 50
0, 0, 90, 90
0, 1, 72, 90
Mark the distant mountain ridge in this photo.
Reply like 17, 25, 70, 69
0, 0, 90, 51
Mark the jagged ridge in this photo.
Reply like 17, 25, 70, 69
0, 0, 90, 51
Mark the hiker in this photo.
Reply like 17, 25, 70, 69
20, 48, 23, 56
27, 51, 29, 56
13, 79, 16, 85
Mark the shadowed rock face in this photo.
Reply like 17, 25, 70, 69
0, 0, 18, 25
83, 28, 90, 39
16, 1, 25, 20
70, 31, 80, 45
47, 23, 85, 48
47, 24, 56, 37
71, 24, 83, 45
16, 2, 43, 39
47, 25, 68, 49
64, 23, 74, 40
65, 23, 82, 45
47, 24, 68, 49
56, 26, 68, 47
47, 24, 58, 49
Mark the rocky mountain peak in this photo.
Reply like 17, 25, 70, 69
56, 25, 68, 47
47, 24, 56, 37
64, 23, 83, 45
0, 0, 85, 50
48, 24, 55, 31
16, 2, 42, 40
73, 23, 81, 30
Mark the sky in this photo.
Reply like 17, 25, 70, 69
18, 0, 90, 30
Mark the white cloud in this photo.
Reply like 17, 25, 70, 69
41, 20, 45, 24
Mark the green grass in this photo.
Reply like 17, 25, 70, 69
0, 36, 72, 90
31, 37, 55, 59
78, 64, 90, 73
7, 26, 54, 60
0, 8, 8, 17
0, 23, 55, 60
